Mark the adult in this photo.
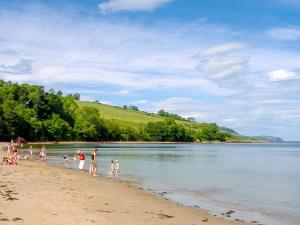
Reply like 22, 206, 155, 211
40, 145, 46, 161
89, 148, 97, 176
12, 147, 18, 165
77, 150, 85, 170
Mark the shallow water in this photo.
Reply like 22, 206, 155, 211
26, 142, 300, 225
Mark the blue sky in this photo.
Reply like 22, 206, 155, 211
0, 0, 300, 140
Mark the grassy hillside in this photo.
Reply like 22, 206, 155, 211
77, 101, 262, 143
77, 101, 188, 125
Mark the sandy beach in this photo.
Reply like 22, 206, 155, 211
0, 143, 248, 225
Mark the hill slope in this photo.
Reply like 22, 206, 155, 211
77, 101, 261, 143
77, 101, 194, 127
77, 101, 163, 124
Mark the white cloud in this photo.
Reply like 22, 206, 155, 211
132, 99, 148, 104
255, 99, 300, 104
195, 43, 248, 85
268, 69, 299, 81
98, 0, 173, 13
2, 74, 32, 82
266, 27, 300, 41
117, 89, 132, 96
199, 43, 245, 57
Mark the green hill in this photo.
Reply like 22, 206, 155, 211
77, 101, 195, 127
77, 101, 164, 125
77, 101, 261, 143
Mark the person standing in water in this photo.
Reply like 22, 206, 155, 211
77, 150, 85, 170
89, 148, 97, 176
63, 154, 69, 163
109, 160, 116, 180
114, 160, 121, 180
29, 146, 33, 157
73, 154, 77, 163
40, 145, 46, 161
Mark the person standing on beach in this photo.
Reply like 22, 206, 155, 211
12, 147, 19, 165
77, 150, 85, 170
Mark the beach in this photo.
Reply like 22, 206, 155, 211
0, 143, 249, 225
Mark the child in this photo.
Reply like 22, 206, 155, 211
29, 146, 33, 157
7, 143, 11, 157
73, 154, 77, 162
63, 154, 69, 163
109, 160, 116, 180
114, 160, 121, 179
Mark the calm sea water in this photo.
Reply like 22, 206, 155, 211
28, 143, 300, 225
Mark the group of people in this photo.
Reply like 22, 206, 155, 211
2, 141, 48, 165
3, 142, 21, 165
2, 142, 122, 180
64, 148, 121, 180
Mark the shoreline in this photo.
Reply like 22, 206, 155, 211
0, 143, 249, 225
26, 140, 267, 145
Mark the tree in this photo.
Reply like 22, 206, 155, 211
128, 105, 139, 111
43, 114, 72, 141
187, 117, 196, 122
73, 106, 108, 141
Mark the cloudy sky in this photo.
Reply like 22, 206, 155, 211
0, 0, 300, 140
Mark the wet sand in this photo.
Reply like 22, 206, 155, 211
0, 143, 249, 225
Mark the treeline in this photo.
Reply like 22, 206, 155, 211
157, 109, 196, 122
0, 81, 232, 142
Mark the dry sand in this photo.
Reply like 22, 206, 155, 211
0, 143, 248, 225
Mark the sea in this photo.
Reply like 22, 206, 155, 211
28, 142, 300, 225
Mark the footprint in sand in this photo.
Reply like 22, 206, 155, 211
96, 210, 115, 213
12, 217, 23, 221
144, 212, 174, 219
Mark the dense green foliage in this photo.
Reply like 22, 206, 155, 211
0, 80, 246, 142
157, 109, 196, 122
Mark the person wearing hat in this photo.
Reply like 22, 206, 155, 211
77, 150, 85, 170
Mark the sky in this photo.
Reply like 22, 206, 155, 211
0, 0, 300, 140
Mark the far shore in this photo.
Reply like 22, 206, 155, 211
25, 140, 266, 145
0, 142, 249, 225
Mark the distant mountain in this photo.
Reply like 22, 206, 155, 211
219, 126, 284, 143
218, 126, 238, 134
250, 136, 285, 143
